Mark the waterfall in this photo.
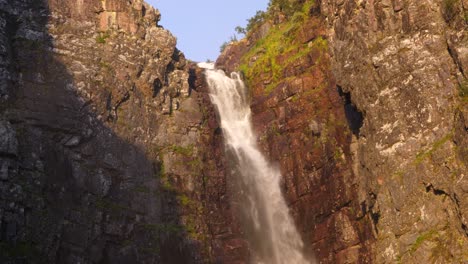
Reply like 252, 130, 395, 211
200, 63, 311, 264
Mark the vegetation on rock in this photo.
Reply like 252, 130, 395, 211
238, 0, 323, 95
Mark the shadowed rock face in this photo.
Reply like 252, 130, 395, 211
0, 0, 247, 263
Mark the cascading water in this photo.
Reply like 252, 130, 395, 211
200, 63, 311, 264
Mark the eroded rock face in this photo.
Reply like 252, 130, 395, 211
216, 2, 374, 262
0, 0, 246, 263
322, 0, 468, 262
218, 0, 467, 263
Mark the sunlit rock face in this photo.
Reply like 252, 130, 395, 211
322, 0, 468, 263
217, 1, 374, 262
218, 0, 467, 263
0, 0, 247, 263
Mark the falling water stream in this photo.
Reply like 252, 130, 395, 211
200, 63, 311, 264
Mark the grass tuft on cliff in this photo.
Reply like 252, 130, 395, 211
96, 32, 110, 44
238, 0, 325, 95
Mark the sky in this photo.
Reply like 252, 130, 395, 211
146, 0, 270, 62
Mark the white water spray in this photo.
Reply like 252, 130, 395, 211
200, 63, 311, 264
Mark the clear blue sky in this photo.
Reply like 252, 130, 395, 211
146, 0, 269, 62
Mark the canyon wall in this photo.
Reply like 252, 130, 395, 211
218, 0, 467, 263
1, 0, 467, 263
0, 0, 246, 263
323, 0, 468, 262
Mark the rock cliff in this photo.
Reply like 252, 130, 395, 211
0, 0, 246, 263
323, 0, 468, 262
218, 0, 468, 263
1, 0, 467, 263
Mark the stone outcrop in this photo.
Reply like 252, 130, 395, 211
218, 0, 468, 263
322, 0, 468, 262
0, 0, 246, 263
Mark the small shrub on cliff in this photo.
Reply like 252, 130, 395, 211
235, 26, 246, 35
246, 10, 266, 32
96, 32, 110, 44
268, 0, 307, 18
220, 41, 229, 53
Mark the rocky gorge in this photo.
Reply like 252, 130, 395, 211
0, 0, 467, 263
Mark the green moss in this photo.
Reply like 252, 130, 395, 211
187, 158, 202, 170
177, 194, 191, 207
333, 146, 343, 160
99, 61, 112, 71
410, 230, 438, 253
183, 216, 203, 240
239, 0, 327, 96
301, 0, 316, 14
161, 178, 174, 191
169, 145, 194, 156
268, 124, 282, 136
157, 153, 165, 173
142, 223, 183, 234
459, 80, 468, 102
290, 94, 300, 102
415, 133, 453, 164
96, 32, 110, 44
